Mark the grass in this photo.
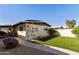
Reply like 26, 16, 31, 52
32, 37, 79, 52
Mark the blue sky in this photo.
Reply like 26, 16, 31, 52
0, 4, 79, 26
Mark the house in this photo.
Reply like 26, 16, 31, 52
0, 25, 12, 33
13, 20, 51, 40
0, 20, 51, 40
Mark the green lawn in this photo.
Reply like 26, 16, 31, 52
32, 37, 79, 52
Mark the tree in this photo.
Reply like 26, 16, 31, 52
65, 19, 76, 28
72, 26, 79, 37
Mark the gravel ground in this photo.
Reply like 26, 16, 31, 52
0, 45, 54, 55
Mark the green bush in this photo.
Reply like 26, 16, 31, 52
48, 28, 57, 36
72, 26, 79, 36
0, 31, 8, 38
0, 31, 7, 36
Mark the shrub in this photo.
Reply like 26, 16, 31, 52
3, 37, 19, 49
0, 31, 7, 36
0, 31, 8, 38
48, 28, 57, 36
72, 26, 79, 36
35, 36, 53, 41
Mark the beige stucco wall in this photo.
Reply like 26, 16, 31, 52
26, 24, 49, 39
57, 29, 76, 37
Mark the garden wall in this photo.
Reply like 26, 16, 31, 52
56, 29, 76, 37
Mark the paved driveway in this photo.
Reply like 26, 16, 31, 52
0, 37, 54, 55
0, 45, 53, 55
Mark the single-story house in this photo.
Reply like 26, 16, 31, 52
0, 20, 51, 40
13, 20, 51, 40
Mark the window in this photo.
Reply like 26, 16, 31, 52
19, 27, 23, 31
31, 28, 34, 32
34, 27, 38, 31
31, 27, 38, 32
27, 25, 29, 27
44, 28, 48, 31
32, 28, 34, 30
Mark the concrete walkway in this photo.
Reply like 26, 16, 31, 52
47, 45, 79, 55
16, 37, 79, 55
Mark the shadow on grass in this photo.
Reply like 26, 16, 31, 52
28, 40, 41, 44
34, 36, 59, 42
